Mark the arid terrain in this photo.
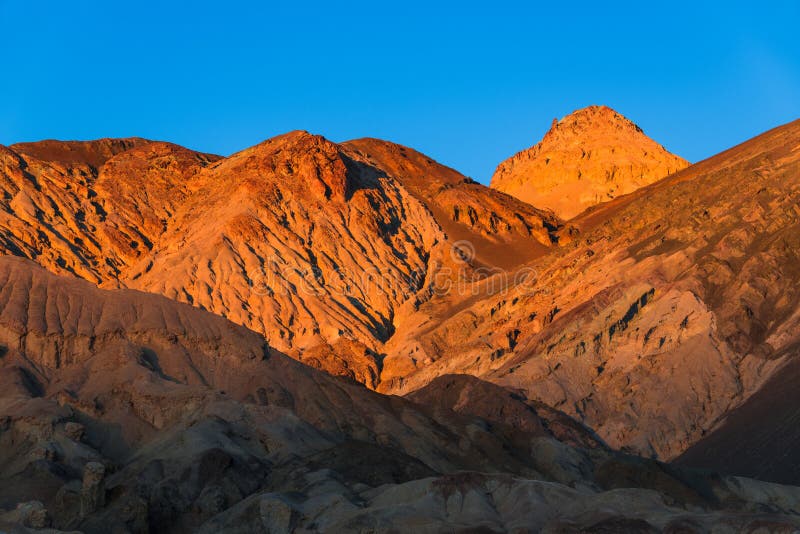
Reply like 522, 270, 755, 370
1, 106, 800, 532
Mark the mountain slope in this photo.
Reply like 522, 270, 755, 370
4, 118, 800, 476
1, 256, 799, 532
676, 357, 800, 485
123, 131, 445, 367
343, 138, 560, 269
0, 138, 218, 283
385, 118, 800, 465
490, 105, 689, 219
0, 133, 561, 388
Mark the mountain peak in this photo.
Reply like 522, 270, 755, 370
549, 105, 639, 133
491, 106, 689, 219
218, 130, 352, 201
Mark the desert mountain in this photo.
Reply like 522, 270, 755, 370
2, 114, 800, 530
0, 133, 560, 388
124, 133, 558, 352
2, 256, 800, 533
490, 105, 689, 219
382, 118, 800, 469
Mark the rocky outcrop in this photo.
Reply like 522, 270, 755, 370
1, 500, 51, 529
490, 105, 689, 219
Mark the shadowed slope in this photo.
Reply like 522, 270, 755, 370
407, 374, 606, 450
676, 357, 800, 485
1, 256, 799, 532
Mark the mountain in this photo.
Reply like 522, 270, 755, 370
1, 256, 799, 533
3, 116, 800, 530
382, 117, 800, 467
490, 105, 689, 219
0, 133, 560, 388
676, 357, 800, 485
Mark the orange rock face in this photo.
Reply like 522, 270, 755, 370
0, 138, 218, 282
490, 105, 689, 219
0, 132, 560, 387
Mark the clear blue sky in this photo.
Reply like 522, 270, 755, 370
1, 1, 798, 183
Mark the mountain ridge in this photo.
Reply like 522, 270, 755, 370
0, 131, 562, 388
381, 116, 800, 464
3, 117, 800, 463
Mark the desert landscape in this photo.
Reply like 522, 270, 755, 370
2, 2, 799, 531
0, 105, 799, 533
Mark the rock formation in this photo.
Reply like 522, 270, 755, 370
0, 138, 218, 283
80, 463, 105, 516
490, 105, 689, 219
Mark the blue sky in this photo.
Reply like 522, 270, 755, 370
1, 1, 798, 183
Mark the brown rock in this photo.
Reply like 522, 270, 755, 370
2, 115, 800, 534
0, 256, 796, 531
81, 462, 106, 516
64, 422, 85, 442
12, 500, 50, 528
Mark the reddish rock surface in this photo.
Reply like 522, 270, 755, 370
490, 105, 689, 219
0, 132, 560, 387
